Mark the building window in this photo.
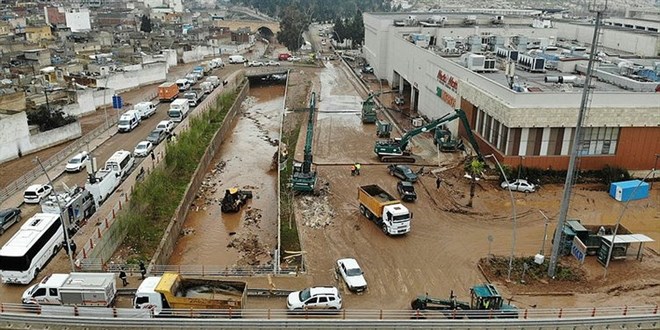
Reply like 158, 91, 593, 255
476, 108, 485, 135
578, 127, 618, 155
546, 128, 564, 156
507, 128, 521, 156
525, 128, 543, 156
498, 125, 508, 152
491, 119, 500, 148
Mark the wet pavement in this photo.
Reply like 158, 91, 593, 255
169, 85, 284, 268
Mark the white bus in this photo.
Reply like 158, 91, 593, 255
0, 213, 64, 284
105, 150, 134, 179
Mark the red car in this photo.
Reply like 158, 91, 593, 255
278, 53, 292, 61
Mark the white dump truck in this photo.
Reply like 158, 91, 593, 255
22, 273, 117, 306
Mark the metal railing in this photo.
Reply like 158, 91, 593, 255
0, 91, 157, 205
0, 303, 657, 321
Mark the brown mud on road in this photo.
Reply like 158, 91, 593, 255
169, 85, 285, 268
287, 59, 660, 310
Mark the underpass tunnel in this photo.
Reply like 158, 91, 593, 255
257, 27, 275, 42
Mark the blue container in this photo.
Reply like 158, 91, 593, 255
609, 180, 650, 202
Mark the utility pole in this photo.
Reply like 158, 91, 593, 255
35, 157, 76, 272
548, 0, 606, 278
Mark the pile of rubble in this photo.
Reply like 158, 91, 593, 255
297, 195, 335, 229
227, 233, 271, 266
191, 160, 228, 211
242, 207, 262, 228
181, 227, 195, 236
241, 96, 257, 110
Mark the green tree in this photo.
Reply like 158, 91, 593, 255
27, 106, 77, 132
350, 9, 364, 45
276, 6, 311, 52
465, 159, 485, 208
140, 15, 152, 33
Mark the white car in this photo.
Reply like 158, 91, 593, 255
247, 61, 264, 67
287, 56, 301, 62
500, 179, 537, 193
287, 287, 342, 311
65, 151, 89, 172
156, 120, 174, 133
265, 60, 280, 66
336, 258, 367, 292
23, 184, 53, 204
133, 141, 154, 157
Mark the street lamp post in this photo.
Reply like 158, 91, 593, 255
485, 154, 517, 282
34, 157, 76, 272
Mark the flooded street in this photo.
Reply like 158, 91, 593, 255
169, 85, 285, 267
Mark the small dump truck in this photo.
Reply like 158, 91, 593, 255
358, 185, 411, 235
221, 188, 253, 213
134, 273, 247, 317
22, 273, 117, 306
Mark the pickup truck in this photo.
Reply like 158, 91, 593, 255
357, 185, 412, 235
184, 89, 204, 107
397, 181, 417, 202
134, 273, 247, 317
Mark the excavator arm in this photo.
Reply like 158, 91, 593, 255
374, 109, 484, 163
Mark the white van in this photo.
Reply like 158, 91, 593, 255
117, 110, 140, 133
176, 79, 191, 91
168, 98, 190, 123
211, 58, 224, 68
105, 150, 134, 178
228, 55, 247, 64
134, 102, 157, 119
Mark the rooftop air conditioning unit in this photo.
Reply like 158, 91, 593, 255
467, 53, 486, 71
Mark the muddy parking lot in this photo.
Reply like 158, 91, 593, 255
288, 58, 659, 310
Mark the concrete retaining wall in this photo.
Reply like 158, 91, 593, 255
182, 45, 219, 63
150, 80, 249, 267
0, 111, 82, 163
62, 88, 116, 117
95, 62, 167, 92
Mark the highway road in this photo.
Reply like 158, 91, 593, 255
0, 62, 246, 250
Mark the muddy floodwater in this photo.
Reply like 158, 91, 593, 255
169, 85, 284, 268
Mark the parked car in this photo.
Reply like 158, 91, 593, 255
156, 120, 174, 133
361, 65, 374, 74
0, 208, 21, 235
388, 164, 418, 182
287, 56, 301, 62
394, 95, 405, 106
265, 60, 280, 66
23, 184, 53, 204
287, 287, 342, 311
147, 129, 167, 145
133, 141, 154, 157
501, 179, 537, 193
247, 61, 264, 67
65, 151, 89, 172
397, 181, 417, 202
336, 258, 367, 293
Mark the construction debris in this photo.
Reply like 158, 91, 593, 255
297, 194, 335, 228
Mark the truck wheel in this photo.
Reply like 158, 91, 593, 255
359, 205, 366, 217
0, 227, 4, 235
382, 224, 389, 235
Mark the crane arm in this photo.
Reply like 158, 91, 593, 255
302, 92, 316, 173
